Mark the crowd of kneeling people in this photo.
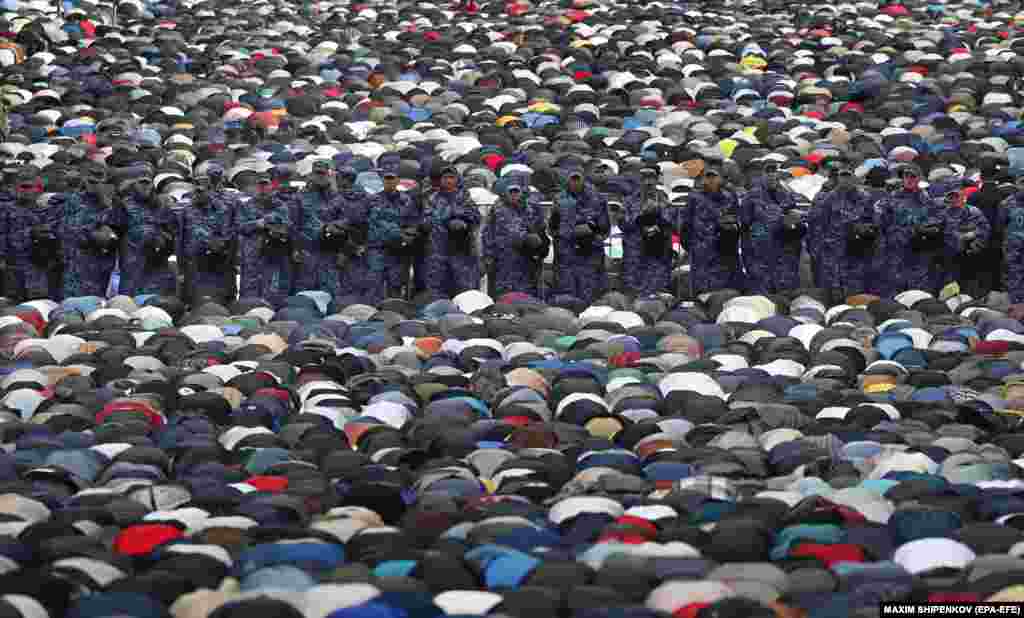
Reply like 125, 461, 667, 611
0, 155, 1018, 307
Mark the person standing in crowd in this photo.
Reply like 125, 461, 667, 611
366, 169, 413, 303
683, 160, 745, 297
944, 187, 991, 299
969, 172, 1009, 297
293, 160, 346, 300
483, 182, 548, 298
741, 161, 804, 295
114, 174, 177, 297
879, 164, 952, 296
550, 168, 609, 303
334, 166, 373, 300
235, 171, 294, 307
1001, 179, 1024, 303
808, 162, 883, 305
621, 168, 673, 297
412, 167, 441, 297
180, 169, 237, 306
212, 167, 240, 302
425, 166, 481, 298
60, 165, 119, 298
3, 167, 63, 301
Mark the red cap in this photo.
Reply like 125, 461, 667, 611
673, 603, 711, 618
482, 153, 505, 172
114, 524, 184, 556
246, 475, 289, 493
975, 340, 1010, 356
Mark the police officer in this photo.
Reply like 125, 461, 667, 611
180, 169, 237, 306
879, 164, 952, 296
969, 172, 1009, 298
550, 169, 610, 303
335, 166, 373, 300
483, 182, 548, 298
683, 160, 745, 297
808, 162, 883, 305
1002, 176, 1024, 302
367, 169, 419, 302
621, 168, 673, 297
293, 160, 347, 299
945, 187, 990, 299
424, 166, 481, 298
115, 174, 178, 297
61, 165, 119, 298
3, 167, 62, 301
741, 160, 804, 295
236, 171, 293, 307
404, 175, 431, 299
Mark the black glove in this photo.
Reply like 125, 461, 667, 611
205, 238, 228, 257
911, 222, 943, 252
448, 219, 472, 254
89, 225, 119, 254
263, 223, 290, 250
96, 190, 115, 209
30, 224, 52, 240
639, 205, 659, 219
849, 222, 879, 243
717, 211, 741, 254
523, 233, 543, 251
144, 229, 174, 261
321, 222, 348, 250
400, 227, 420, 244
573, 222, 594, 241
322, 222, 347, 238
779, 212, 806, 243
962, 232, 985, 255
642, 224, 661, 240
847, 222, 879, 256
291, 249, 305, 264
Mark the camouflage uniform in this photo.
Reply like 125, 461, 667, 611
879, 188, 953, 296
946, 200, 991, 299
4, 194, 63, 301
59, 190, 118, 298
179, 191, 237, 305
236, 193, 295, 307
366, 190, 408, 303
115, 195, 178, 297
1001, 192, 1024, 303
482, 186, 547, 297
551, 181, 610, 303
621, 183, 674, 297
336, 186, 373, 300
424, 183, 482, 298
409, 185, 431, 295
683, 188, 745, 296
740, 179, 802, 295
293, 188, 346, 298
808, 185, 884, 302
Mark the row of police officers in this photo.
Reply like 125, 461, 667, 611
0, 159, 1013, 307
